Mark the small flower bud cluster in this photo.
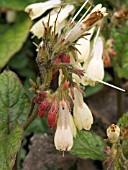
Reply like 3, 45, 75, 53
38, 96, 58, 128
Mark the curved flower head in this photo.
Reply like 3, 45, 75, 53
81, 37, 104, 86
73, 88, 93, 130
54, 101, 73, 151
25, 0, 61, 20
107, 124, 120, 143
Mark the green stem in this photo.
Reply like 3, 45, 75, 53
22, 108, 38, 130
28, 101, 35, 118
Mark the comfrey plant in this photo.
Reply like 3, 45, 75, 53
25, 0, 125, 152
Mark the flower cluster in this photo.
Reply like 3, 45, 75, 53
25, 0, 112, 152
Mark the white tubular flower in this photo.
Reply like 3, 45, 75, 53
54, 101, 73, 151
25, 0, 61, 20
65, 4, 107, 43
69, 113, 77, 137
81, 37, 104, 86
75, 27, 95, 63
107, 124, 120, 143
73, 88, 93, 130
30, 5, 74, 38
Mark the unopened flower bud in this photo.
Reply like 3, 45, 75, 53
62, 55, 70, 63
47, 111, 58, 128
107, 124, 120, 143
38, 110, 47, 118
104, 146, 111, 155
38, 99, 51, 112
63, 81, 69, 90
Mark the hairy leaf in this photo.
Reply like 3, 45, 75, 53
0, 71, 30, 132
0, 71, 30, 170
118, 112, 128, 128
118, 112, 128, 159
70, 131, 106, 161
0, 124, 22, 170
111, 27, 128, 78
0, 13, 31, 68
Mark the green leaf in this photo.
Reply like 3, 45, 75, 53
118, 112, 128, 128
0, 124, 22, 170
0, 12, 32, 69
118, 112, 128, 159
111, 27, 128, 78
0, 0, 43, 11
25, 117, 49, 136
0, 71, 31, 132
70, 131, 106, 161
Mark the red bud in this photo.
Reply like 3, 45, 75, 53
63, 81, 69, 90
38, 110, 47, 118
47, 112, 57, 128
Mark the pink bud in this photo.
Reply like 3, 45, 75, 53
54, 57, 61, 64
63, 81, 69, 90
50, 100, 59, 114
111, 49, 116, 56
62, 55, 70, 63
104, 53, 110, 67
104, 146, 111, 155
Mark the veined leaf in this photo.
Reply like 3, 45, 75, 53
118, 112, 128, 128
0, 71, 30, 132
0, 124, 22, 170
0, 71, 30, 170
70, 130, 106, 161
111, 27, 128, 78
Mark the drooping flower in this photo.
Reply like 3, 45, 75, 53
73, 88, 93, 130
54, 101, 73, 151
25, 0, 61, 20
75, 27, 95, 63
107, 124, 120, 143
81, 36, 104, 86
29, 5, 74, 38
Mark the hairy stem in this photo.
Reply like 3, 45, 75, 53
28, 100, 35, 117
22, 108, 38, 130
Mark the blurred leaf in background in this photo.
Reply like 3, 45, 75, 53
0, 13, 32, 69
111, 27, 128, 78
0, 0, 44, 11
